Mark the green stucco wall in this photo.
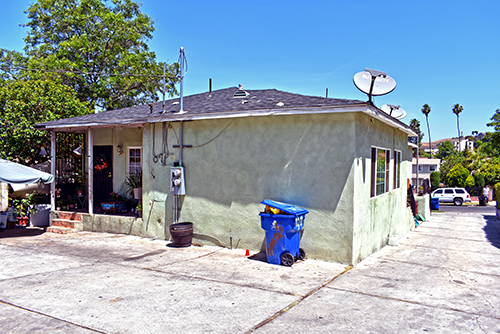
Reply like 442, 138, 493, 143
93, 127, 142, 196
89, 112, 414, 264
352, 113, 414, 263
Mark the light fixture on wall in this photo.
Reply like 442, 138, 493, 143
73, 146, 82, 156
39, 146, 48, 156
117, 145, 124, 155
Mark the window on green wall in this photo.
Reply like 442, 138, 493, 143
128, 147, 142, 174
394, 150, 401, 189
371, 147, 390, 197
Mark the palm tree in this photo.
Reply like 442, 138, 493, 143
452, 104, 463, 151
421, 104, 432, 157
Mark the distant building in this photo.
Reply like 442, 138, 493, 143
412, 157, 440, 188
421, 136, 478, 155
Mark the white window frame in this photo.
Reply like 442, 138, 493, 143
371, 146, 391, 197
127, 146, 142, 175
394, 150, 401, 189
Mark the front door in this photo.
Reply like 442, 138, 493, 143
93, 146, 113, 206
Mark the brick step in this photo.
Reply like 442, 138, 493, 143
52, 219, 75, 229
56, 211, 82, 221
46, 226, 74, 234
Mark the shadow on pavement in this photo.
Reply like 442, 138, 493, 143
483, 214, 500, 249
0, 227, 46, 239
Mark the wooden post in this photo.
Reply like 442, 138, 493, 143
88, 129, 94, 214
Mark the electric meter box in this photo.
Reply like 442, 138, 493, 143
170, 166, 186, 195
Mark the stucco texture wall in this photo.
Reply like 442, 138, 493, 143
93, 127, 143, 197
140, 113, 359, 263
352, 113, 414, 264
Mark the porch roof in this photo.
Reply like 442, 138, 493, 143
34, 87, 416, 136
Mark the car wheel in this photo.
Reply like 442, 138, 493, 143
454, 198, 463, 206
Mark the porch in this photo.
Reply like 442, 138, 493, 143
49, 208, 144, 235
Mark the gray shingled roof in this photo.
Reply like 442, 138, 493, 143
35, 87, 366, 130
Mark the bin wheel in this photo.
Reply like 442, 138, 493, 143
296, 248, 306, 261
281, 252, 295, 267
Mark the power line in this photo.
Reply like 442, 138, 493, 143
0, 66, 178, 78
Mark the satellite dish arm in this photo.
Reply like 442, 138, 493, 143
365, 69, 387, 105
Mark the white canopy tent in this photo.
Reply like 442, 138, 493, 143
0, 159, 54, 185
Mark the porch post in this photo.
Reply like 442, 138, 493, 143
88, 129, 94, 215
50, 131, 56, 210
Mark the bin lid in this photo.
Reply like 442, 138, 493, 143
261, 199, 309, 216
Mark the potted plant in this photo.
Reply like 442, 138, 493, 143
56, 199, 63, 211
125, 170, 142, 200
12, 192, 37, 226
76, 186, 84, 197
101, 192, 127, 214
136, 202, 143, 218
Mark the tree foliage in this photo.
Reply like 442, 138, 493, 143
446, 164, 470, 187
474, 172, 485, 188
439, 153, 465, 185
430, 171, 440, 188
3, 0, 178, 111
421, 104, 432, 157
452, 103, 463, 150
0, 79, 90, 164
409, 118, 423, 146
436, 140, 456, 159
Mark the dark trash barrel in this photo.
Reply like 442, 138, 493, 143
479, 196, 487, 206
169, 222, 193, 247
431, 197, 439, 210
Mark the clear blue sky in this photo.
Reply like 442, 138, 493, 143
1, 0, 499, 141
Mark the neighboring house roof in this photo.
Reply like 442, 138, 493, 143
35, 86, 416, 136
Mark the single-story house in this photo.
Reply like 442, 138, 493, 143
35, 86, 416, 264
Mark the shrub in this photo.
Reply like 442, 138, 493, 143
447, 164, 470, 187
430, 172, 440, 187
465, 175, 475, 187
474, 172, 485, 188
495, 183, 500, 209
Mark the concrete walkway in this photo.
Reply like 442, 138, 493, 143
1, 209, 500, 333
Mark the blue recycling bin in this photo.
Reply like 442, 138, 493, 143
260, 199, 309, 266
431, 197, 439, 210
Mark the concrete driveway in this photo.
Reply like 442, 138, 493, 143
1, 209, 500, 333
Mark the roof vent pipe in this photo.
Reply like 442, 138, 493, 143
209, 78, 212, 93
233, 84, 249, 98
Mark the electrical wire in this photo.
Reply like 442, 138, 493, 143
190, 119, 235, 148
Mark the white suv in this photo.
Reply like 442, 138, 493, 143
431, 188, 471, 206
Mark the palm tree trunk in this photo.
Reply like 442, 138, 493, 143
457, 115, 461, 152
426, 116, 431, 157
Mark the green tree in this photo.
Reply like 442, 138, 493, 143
430, 171, 440, 187
0, 79, 90, 164
447, 164, 470, 187
479, 159, 500, 186
436, 140, 456, 159
439, 153, 465, 185
452, 104, 463, 151
474, 172, 485, 188
486, 108, 500, 153
465, 174, 475, 187
421, 104, 432, 157
4, 0, 178, 111
409, 118, 425, 157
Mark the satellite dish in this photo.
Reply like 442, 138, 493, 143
381, 104, 407, 119
353, 68, 397, 104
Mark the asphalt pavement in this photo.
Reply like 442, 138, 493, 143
1, 206, 500, 333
